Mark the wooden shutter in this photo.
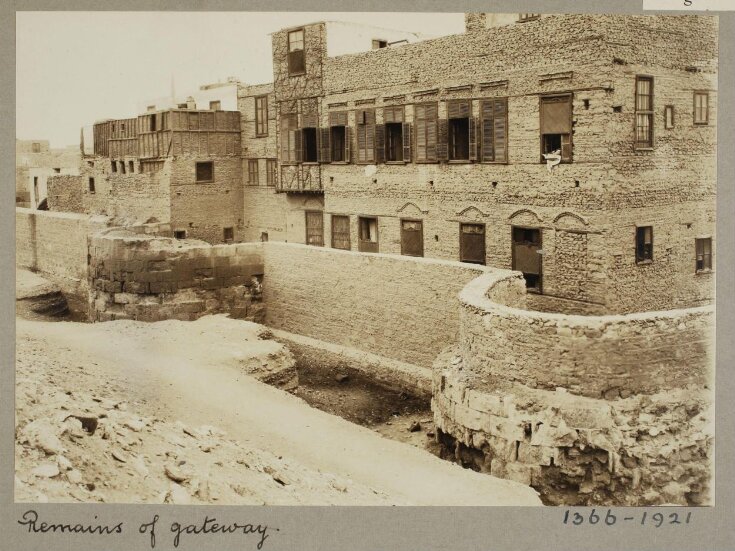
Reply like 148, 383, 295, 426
448, 100, 470, 119
344, 126, 351, 163
561, 134, 572, 162
402, 122, 411, 162
318, 127, 331, 163
294, 129, 303, 163
357, 119, 367, 162
469, 117, 478, 161
494, 99, 508, 162
540, 95, 572, 134
436, 117, 448, 162
481, 100, 495, 161
415, 105, 426, 161
375, 124, 385, 163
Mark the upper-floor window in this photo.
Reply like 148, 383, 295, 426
196, 161, 214, 183
447, 100, 474, 161
636, 226, 653, 263
518, 13, 540, 22
280, 113, 299, 163
31, 142, 40, 153
209, 100, 221, 111
383, 106, 409, 162
480, 98, 508, 163
372, 39, 388, 49
247, 159, 259, 185
288, 29, 305, 75
255, 95, 268, 136
540, 94, 572, 162
414, 102, 438, 162
694, 91, 709, 125
329, 111, 349, 163
266, 159, 277, 186
635, 76, 654, 149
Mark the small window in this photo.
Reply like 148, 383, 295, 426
260, 232, 269, 242
302, 127, 318, 163
540, 95, 572, 162
174, 230, 187, 239
447, 100, 472, 161
53, 168, 61, 173
635, 76, 654, 149
695, 238, 712, 272
247, 159, 259, 185
147, 105, 156, 112
266, 159, 277, 186
88, 177, 95, 193
518, 13, 540, 22
664, 105, 675, 129
287, 29, 305, 75
128, 160, 134, 173
358, 217, 379, 253
150, 115, 157, 132
223, 227, 234, 243
31, 142, 41, 153
196, 161, 214, 182
111, 160, 117, 173
372, 39, 388, 49
120, 161, 126, 174
255, 96, 268, 136
331, 215, 351, 250
209, 100, 221, 111
694, 92, 709, 125
636, 226, 653, 263
305, 210, 324, 246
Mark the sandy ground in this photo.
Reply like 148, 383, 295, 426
14, 274, 540, 506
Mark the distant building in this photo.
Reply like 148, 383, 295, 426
15, 139, 80, 209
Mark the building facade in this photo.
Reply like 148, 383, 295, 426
241, 13, 717, 315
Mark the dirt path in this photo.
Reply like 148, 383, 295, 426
15, 314, 540, 505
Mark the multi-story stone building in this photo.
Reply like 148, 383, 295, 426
16, 139, 80, 208
242, 13, 716, 315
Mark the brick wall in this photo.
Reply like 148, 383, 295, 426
15, 208, 109, 297
88, 231, 264, 322
262, 242, 487, 367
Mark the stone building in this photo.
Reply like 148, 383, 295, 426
62, 102, 243, 243
15, 139, 80, 209
243, 13, 716, 315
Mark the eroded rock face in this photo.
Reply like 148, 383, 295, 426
432, 347, 713, 506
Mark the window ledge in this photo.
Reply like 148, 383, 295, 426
301, 162, 319, 166
634, 147, 654, 152
385, 161, 407, 165
696, 269, 714, 275
330, 161, 349, 165
448, 160, 472, 164
636, 259, 653, 265
196, 180, 214, 184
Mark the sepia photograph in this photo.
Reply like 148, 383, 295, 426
13, 8, 717, 510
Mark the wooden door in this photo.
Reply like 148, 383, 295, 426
401, 219, 424, 257
460, 223, 486, 265
512, 226, 542, 292
305, 211, 324, 246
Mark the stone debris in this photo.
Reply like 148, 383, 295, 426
32, 463, 60, 478
408, 421, 422, 432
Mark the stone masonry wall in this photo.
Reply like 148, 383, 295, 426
262, 242, 487, 367
432, 269, 714, 505
47, 175, 84, 213
15, 208, 109, 298
88, 231, 264, 322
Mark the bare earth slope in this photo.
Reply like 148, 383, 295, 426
15, 313, 540, 506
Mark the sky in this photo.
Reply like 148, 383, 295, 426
16, 11, 465, 148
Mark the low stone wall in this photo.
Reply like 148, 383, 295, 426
88, 231, 264, 322
432, 270, 715, 505
15, 208, 109, 298
47, 175, 84, 213
262, 242, 487, 368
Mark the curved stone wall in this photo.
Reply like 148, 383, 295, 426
433, 270, 714, 505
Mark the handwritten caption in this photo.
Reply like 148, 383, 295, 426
563, 508, 694, 527
17, 509, 276, 549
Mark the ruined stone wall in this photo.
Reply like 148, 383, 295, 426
79, 157, 172, 225
432, 269, 714, 505
15, 208, 109, 297
88, 231, 264, 322
47, 175, 85, 213
262, 242, 487, 367
169, 156, 243, 244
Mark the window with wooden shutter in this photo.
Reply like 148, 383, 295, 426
635, 76, 654, 149
695, 237, 712, 272
480, 98, 508, 163
636, 226, 653, 263
255, 96, 268, 136
287, 29, 305, 75
383, 105, 406, 162
318, 127, 331, 163
247, 159, 259, 185
266, 159, 277, 186
355, 109, 376, 163
414, 103, 438, 162
375, 124, 386, 163
694, 91, 709, 125
540, 94, 573, 162
281, 113, 298, 163
331, 215, 351, 250
329, 112, 349, 163
305, 211, 324, 246
447, 100, 472, 161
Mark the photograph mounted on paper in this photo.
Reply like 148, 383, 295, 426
14, 11, 716, 507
